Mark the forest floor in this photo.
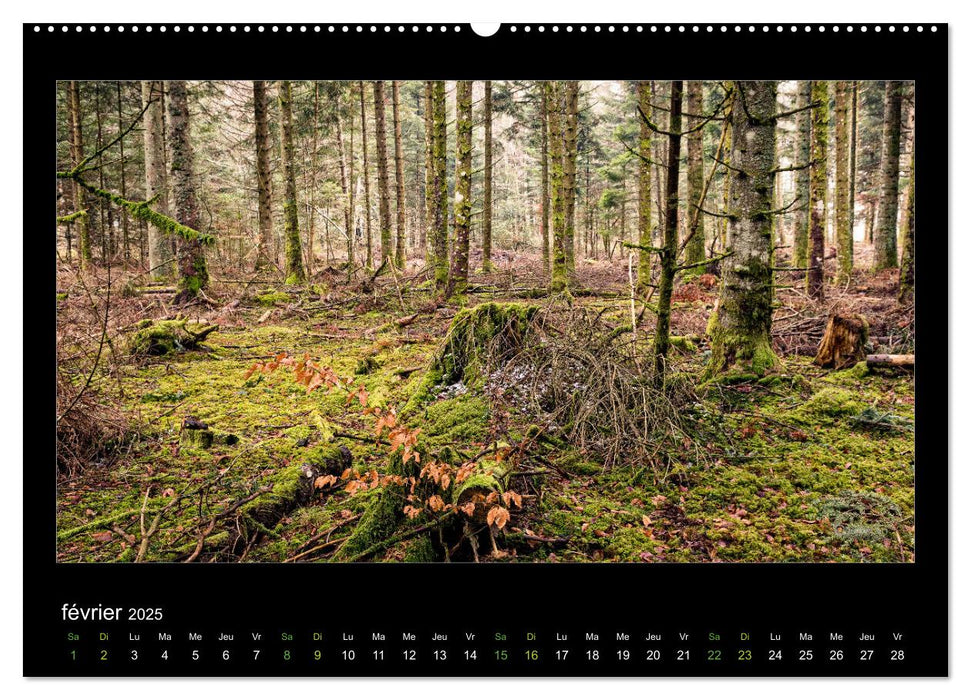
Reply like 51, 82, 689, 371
55, 249, 916, 564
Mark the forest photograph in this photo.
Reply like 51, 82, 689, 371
54, 79, 916, 564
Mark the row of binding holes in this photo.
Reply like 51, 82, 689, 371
34, 25, 465, 33
34, 24, 938, 33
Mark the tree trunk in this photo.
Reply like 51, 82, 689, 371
807, 80, 829, 299
849, 81, 858, 251
813, 313, 869, 369
373, 81, 393, 269
279, 80, 305, 285
446, 81, 473, 298
874, 80, 903, 270
359, 81, 373, 270
334, 85, 353, 276
115, 82, 130, 266
898, 148, 915, 304
684, 80, 706, 269
653, 80, 683, 383
165, 80, 208, 302
251, 81, 274, 271
562, 81, 579, 278
482, 80, 494, 272
636, 80, 652, 293
392, 81, 406, 268
539, 82, 550, 276
94, 85, 112, 261
430, 81, 449, 292
835, 81, 853, 283
547, 82, 567, 293
792, 81, 811, 269
706, 81, 780, 377
142, 80, 171, 279
422, 82, 435, 265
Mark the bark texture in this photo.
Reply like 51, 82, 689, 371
685, 80, 706, 268
373, 81, 393, 268
142, 80, 172, 279
166, 80, 209, 302
279, 81, 305, 285
792, 81, 812, 269
874, 80, 903, 270
637, 80, 652, 293
707, 81, 780, 377
446, 81, 473, 298
252, 80, 273, 271
807, 80, 829, 299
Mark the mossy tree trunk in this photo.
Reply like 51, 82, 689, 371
278, 81, 305, 285
706, 81, 780, 377
806, 80, 829, 300
874, 80, 903, 271
898, 148, 915, 304
359, 81, 373, 271
482, 80, 494, 272
142, 80, 172, 280
373, 81, 393, 269
636, 80, 652, 292
446, 81, 473, 299
539, 82, 550, 277
835, 81, 853, 284
684, 80, 706, 269
430, 81, 449, 292
423, 81, 434, 265
68, 80, 92, 268
547, 82, 568, 293
792, 81, 812, 269
653, 81, 683, 382
252, 80, 274, 271
166, 80, 209, 302
392, 80, 407, 268
562, 81, 580, 278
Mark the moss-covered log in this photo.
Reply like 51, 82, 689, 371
203, 445, 351, 559
128, 318, 219, 356
335, 448, 418, 561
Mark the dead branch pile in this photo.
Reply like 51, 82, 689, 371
486, 305, 700, 479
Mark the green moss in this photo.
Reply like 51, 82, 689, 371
420, 394, 490, 448
669, 335, 698, 353
796, 387, 866, 421
253, 289, 290, 306
605, 527, 658, 561
403, 535, 438, 562
181, 427, 214, 449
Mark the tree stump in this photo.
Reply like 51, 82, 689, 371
813, 314, 869, 369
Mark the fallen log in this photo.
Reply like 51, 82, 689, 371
866, 354, 915, 370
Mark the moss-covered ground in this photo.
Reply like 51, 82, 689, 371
56, 275, 915, 564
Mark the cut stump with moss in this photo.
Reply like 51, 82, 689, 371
404, 302, 538, 413
814, 314, 869, 369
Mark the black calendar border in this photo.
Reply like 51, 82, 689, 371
26, 23, 949, 677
